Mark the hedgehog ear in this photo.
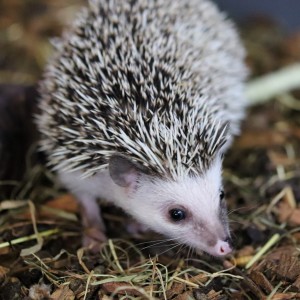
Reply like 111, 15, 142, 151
109, 154, 143, 188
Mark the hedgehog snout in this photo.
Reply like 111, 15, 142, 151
213, 236, 232, 256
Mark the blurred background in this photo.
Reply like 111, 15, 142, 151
0, 0, 300, 86
216, 0, 300, 32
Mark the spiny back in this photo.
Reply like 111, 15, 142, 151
37, 0, 247, 178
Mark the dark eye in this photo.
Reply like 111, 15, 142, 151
219, 190, 225, 201
169, 209, 186, 222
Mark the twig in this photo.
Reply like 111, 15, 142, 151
0, 228, 60, 249
83, 270, 94, 300
245, 233, 280, 269
109, 239, 124, 273
246, 63, 300, 104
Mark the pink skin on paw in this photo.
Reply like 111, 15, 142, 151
82, 226, 107, 252
77, 194, 107, 251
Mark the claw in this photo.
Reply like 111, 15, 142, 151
82, 226, 107, 252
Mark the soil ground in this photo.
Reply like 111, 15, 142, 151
0, 1, 300, 299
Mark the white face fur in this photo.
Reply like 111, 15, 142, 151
109, 155, 232, 257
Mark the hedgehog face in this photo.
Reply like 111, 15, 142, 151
109, 154, 232, 256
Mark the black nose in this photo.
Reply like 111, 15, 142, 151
224, 236, 233, 247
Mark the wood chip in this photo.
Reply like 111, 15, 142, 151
236, 245, 255, 257
263, 293, 300, 300
263, 253, 300, 281
249, 271, 273, 294
0, 266, 10, 279
235, 255, 254, 267
173, 291, 194, 300
289, 208, 300, 226
292, 276, 300, 291
45, 194, 79, 213
102, 282, 144, 296
189, 273, 208, 284
235, 130, 286, 149
50, 285, 75, 300
263, 246, 299, 261
206, 290, 223, 300
277, 201, 294, 223
166, 282, 185, 299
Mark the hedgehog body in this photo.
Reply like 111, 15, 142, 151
37, 0, 247, 256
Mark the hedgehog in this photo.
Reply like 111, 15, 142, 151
37, 0, 247, 256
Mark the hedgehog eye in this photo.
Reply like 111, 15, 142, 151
169, 209, 186, 222
219, 190, 225, 202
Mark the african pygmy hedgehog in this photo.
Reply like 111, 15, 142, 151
37, 0, 247, 256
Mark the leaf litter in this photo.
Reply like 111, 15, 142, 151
0, 1, 300, 299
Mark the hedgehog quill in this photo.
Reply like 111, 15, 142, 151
37, 0, 247, 256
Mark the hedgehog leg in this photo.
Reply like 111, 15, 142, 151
77, 194, 107, 250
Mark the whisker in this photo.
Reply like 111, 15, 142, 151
187, 245, 193, 261
133, 237, 178, 246
228, 219, 244, 225
191, 247, 195, 258
140, 241, 180, 251
156, 243, 181, 256
175, 244, 185, 256
126, 235, 187, 253
125, 237, 182, 251
227, 206, 255, 215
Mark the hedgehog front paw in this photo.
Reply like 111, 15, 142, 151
82, 226, 107, 252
